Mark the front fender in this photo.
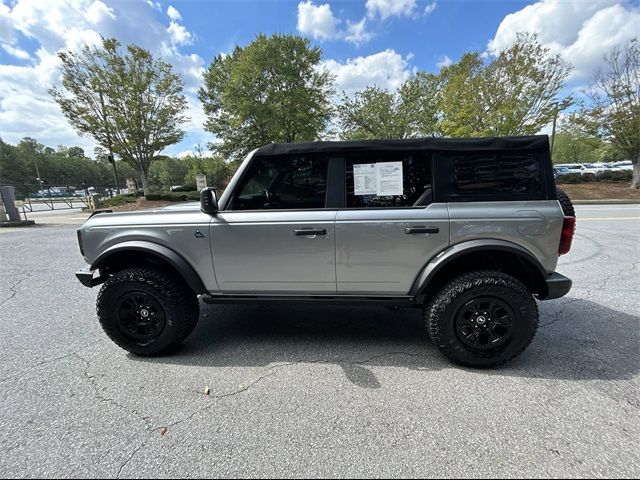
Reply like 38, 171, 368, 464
91, 240, 207, 294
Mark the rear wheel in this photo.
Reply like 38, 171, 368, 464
424, 271, 538, 367
97, 267, 199, 355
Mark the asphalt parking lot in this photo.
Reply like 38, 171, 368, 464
1, 204, 638, 478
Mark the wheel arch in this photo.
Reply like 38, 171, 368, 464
410, 240, 549, 301
91, 241, 207, 294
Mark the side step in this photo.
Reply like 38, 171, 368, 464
200, 294, 417, 307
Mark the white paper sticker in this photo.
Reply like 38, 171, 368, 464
376, 161, 403, 196
353, 163, 377, 195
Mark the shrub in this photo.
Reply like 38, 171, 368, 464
101, 195, 137, 207
598, 170, 633, 182
144, 192, 199, 202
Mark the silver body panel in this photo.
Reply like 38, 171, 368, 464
210, 210, 337, 293
78, 149, 566, 297
447, 200, 564, 273
335, 204, 450, 294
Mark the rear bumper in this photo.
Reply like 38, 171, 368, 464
75, 266, 107, 288
540, 272, 572, 300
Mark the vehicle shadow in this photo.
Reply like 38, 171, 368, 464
130, 298, 639, 387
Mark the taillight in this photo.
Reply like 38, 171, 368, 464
559, 216, 576, 255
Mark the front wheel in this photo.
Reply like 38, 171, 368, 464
424, 271, 538, 367
97, 267, 199, 355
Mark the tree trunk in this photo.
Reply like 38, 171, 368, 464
140, 169, 150, 197
632, 156, 640, 189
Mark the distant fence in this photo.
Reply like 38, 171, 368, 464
3, 184, 130, 217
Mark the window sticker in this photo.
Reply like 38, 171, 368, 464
353, 163, 377, 195
375, 161, 403, 196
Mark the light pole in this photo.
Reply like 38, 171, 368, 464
99, 90, 121, 194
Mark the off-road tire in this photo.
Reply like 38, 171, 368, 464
424, 271, 538, 368
556, 187, 575, 217
97, 267, 199, 355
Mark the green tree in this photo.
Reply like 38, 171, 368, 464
338, 74, 441, 140
576, 38, 640, 188
551, 119, 602, 164
50, 37, 188, 195
199, 34, 334, 162
439, 34, 573, 137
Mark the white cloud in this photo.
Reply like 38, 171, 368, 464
167, 21, 193, 45
424, 1, 437, 15
1, 43, 31, 60
167, 5, 182, 21
84, 1, 116, 25
0, 0, 207, 156
436, 55, 452, 69
323, 49, 413, 95
297, 1, 373, 45
344, 18, 372, 46
488, 0, 640, 81
366, 0, 417, 20
297, 1, 339, 40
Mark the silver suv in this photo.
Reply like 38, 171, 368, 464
76, 135, 575, 367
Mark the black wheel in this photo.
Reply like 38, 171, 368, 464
97, 267, 199, 355
424, 271, 538, 368
556, 187, 575, 217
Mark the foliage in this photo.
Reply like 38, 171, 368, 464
438, 34, 573, 137
199, 34, 334, 162
551, 119, 602, 164
338, 74, 441, 140
50, 37, 188, 195
556, 170, 632, 184
101, 195, 137, 207
574, 38, 640, 188
144, 192, 200, 202
0, 137, 122, 188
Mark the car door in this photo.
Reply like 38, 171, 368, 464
335, 150, 450, 295
210, 153, 338, 293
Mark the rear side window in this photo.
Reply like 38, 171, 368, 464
345, 151, 432, 208
451, 153, 544, 199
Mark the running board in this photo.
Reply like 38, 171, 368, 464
200, 294, 417, 307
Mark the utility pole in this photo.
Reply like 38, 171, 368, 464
33, 157, 44, 195
99, 90, 121, 194
550, 103, 558, 160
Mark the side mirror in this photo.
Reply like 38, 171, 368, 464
200, 187, 218, 214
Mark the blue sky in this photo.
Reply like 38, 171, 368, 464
0, 0, 639, 157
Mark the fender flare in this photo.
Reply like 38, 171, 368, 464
91, 241, 207, 294
409, 239, 548, 296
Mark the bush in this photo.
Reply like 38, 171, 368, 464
101, 195, 137, 207
557, 173, 589, 184
171, 184, 197, 192
598, 170, 633, 182
144, 191, 200, 202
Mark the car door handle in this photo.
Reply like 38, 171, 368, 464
405, 226, 439, 234
294, 228, 327, 236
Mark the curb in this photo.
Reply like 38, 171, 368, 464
573, 199, 640, 205
0, 220, 36, 227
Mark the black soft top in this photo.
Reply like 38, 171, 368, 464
254, 135, 549, 156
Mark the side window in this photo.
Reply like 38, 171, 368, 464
230, 155, 329, 210
451, 153, 544, 199
345, 151, 432, 208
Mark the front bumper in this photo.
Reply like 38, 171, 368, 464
540, 272, 572, 300
75, 266, 107, 288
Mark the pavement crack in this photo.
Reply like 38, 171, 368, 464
539, 298, 581, 328
0, 275, 28, 307
0, 340, 103, 384
74, 352, 153, 430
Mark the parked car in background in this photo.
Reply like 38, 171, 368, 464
611, 160, 633, 171
553, 166, 573, 178
579, 163, 607, 176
